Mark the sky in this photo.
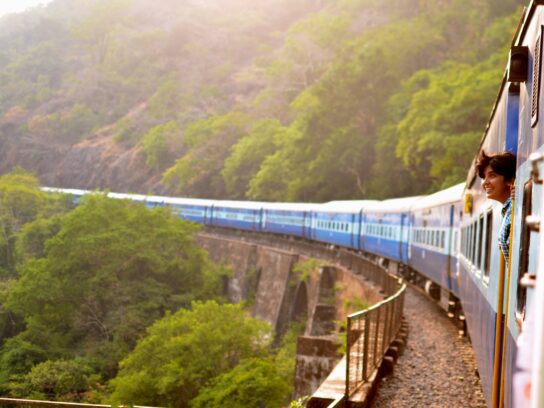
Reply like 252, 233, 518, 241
0, 0, 53, 18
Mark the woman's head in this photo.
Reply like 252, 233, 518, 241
476, 150, 516, 203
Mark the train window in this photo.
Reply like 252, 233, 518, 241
440, 231, 445, 249
468, 224, 473, 263
461, 228, 465, 255
471, 222, 478, 265
477, 215, 484, 270
532, 30, 543, 127
484, 209, 493, 278
517, 180, 533, 321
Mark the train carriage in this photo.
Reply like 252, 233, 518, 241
408, 183, 464, 296
362, 197, 422, 263
164, 197, 215, 224
261, 202, 314, 239
311, 201, 376, 249
210, 200, 264, 231
503, 3, 544, 405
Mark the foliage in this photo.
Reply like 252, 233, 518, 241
163, 112, 252, 196
0, 169, 69, 277
109, 301, 273, 407
290, 396, 310, 408
1, 194, 226, 393
140, 121, 182, 169
9, 359, 95, 401
0, 0, 522, 199
191, 357, 290, 408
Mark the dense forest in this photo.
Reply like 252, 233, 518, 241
0, 0, 521, 201
0, 170, 301, 406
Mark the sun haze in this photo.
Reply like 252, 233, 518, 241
0, 0, 52, 18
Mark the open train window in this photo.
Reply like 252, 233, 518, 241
467, 224, 473, 262
484, 209, 493, 278
531, 28, 543, 127
517, 180, 533, 321
477, 215, 484, 270
461, 228, 465, 256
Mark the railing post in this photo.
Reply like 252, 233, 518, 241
345, 316, 351, 398
362, 314, 370, 381
374, 307, 381, 367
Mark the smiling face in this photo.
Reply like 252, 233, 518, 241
482, 165, 512, 204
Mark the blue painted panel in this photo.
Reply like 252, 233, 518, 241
263, 209, 306, 237
506, 90, 519, 155
410, 247, 449, 288
313, 212, 358, 249
363, 236, 402, 262
212, 207, 261, 231
362, 212, 404, 261
172, 203, 210, 224
458, 262, 497, 407
504, 330, 517, 408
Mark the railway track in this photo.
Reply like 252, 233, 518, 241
371, 286, 486, 407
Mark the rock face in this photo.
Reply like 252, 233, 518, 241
0, 111, 168, 194
43, 134, 166, 194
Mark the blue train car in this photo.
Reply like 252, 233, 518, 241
503, 3, 544, 405
408, 183, 464, 295
457, 70, 521, 405
261, 203, 314, 239
311, 201, 375, 249
362, 197, 422, 263
210, 200, 264, 231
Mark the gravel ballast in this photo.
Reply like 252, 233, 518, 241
371, 286, 487, 408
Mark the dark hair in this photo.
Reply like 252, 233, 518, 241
476, 150, 516, 181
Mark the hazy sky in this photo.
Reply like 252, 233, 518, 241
0, 0, 53, 17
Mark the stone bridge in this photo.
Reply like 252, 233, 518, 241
197, 229, 386, 398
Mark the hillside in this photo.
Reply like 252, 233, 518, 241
0, 0, 520, 199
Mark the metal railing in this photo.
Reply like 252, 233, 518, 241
345, 279, 406, 397
0, 398, 158, 408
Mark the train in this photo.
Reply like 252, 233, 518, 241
41, 1, 544, 407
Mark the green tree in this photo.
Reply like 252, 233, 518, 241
163, 112, 252, 196
110, 301, 272, 407
140, 121, 182, 169
191, 358, 290, 408
0, 169, 47, 277
10, 359, 94, 401
2, 194, 225, 390
222, 118, 283, 198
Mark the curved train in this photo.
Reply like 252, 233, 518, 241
43, 1, 544, 407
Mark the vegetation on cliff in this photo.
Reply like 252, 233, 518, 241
0, 0, 521, 200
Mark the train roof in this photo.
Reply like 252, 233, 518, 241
317, 200, 379, 213
410, 183, 465, 210
364, 196, 424, 213
262, 202, 318, 211
40, 187, 91, 196
212, 200, 266, 210
147, 195, 215, 206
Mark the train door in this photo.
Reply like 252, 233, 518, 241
399, 213, 406, 261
